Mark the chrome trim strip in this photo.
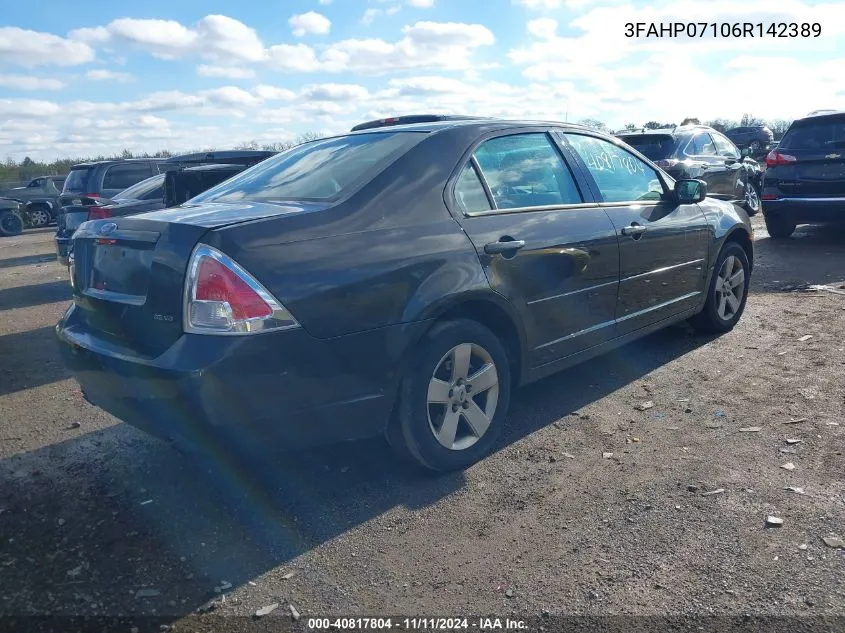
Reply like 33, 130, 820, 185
534, 318, 616, 350
616, 292, 701, 323
771, 197, 845, 203
621, 259, 704, 283
464, 202, 599, 218
527, 279, 618, 305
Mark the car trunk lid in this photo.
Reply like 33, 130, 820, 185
69, 200, 326, 357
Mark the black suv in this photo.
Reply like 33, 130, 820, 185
618, 125, 762, 215
761, 110, 845, 238
725, 126, 774, 156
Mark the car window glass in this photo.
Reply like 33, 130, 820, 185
689, 133, 717, 156
711, 133, 740, 158
103, 163, 153, 191
778, 117, 845, 150
454, 163, 492, 213
113, 174, 165, 201
28, 179, 41, 188
472, 133, 582, 210
565, 134, 666, 203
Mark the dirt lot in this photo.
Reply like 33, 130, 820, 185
1, 220, 844, 630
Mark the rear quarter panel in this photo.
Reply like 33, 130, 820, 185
203, 131, 497, 340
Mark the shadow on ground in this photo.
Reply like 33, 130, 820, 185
0, 253, 57, 270
751, 224, 845, 293
0, 280, 71, 312
0, 326, 71, 397
0, 323, 711, 621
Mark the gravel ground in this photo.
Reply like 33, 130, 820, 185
0, 219, 843, 630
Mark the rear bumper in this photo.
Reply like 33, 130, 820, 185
762, 197, 845, 224
56, 304, 428, 451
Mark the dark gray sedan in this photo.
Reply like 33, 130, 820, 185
57, 116, 753, 472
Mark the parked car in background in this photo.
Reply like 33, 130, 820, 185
0, 198, 24, 237
761, 110, 845, 238
57, 116, 753, 473
618, 125, 762, 215
55, 152, 276, 265
0, 175, 66, 228
725, 126, 774, 156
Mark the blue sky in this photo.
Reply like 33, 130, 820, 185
0, 0, 842, 160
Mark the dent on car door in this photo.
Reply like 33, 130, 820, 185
563, 133, 711, 334
450, 131, 621, 367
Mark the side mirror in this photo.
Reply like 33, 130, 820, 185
740, 148, 751, 157
675, 179, 707, 204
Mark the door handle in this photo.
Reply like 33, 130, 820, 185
621, 223, 647, 239
484, 239, 526, 255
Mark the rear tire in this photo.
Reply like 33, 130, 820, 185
27, 205, 50, 228
765, 215, 796, 239
0, 210, 23, 237
690, 242, 750, 334
744, 184, 761, 216
390, 319, 511, 472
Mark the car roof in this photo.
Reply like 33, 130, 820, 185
181, 164, 245, 172
164, 150, 276, 165
70, 158, 163, 169
348, 118, 595, 136
618, 124, 710, 137
801, 109, 845, 120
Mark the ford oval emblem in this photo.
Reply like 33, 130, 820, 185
98, 222, 118, 235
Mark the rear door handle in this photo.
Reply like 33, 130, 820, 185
484, 239, 526, 255
621, 224, 647, 238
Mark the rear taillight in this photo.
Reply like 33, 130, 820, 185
655, 159, 680, 169
183, 244, 299, 335
87, 206, 112, 220
766, 151, 797, 167
761, 193, 781, 200
81, 193, 100, 199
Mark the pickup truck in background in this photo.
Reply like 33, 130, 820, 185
0, 176, 66, 228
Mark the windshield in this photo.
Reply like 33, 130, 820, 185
191, 132, 425, 203
114, 174, 165, 201
779, 116, 845, 150
62, 168, 92, 193
619, 135, 676, 161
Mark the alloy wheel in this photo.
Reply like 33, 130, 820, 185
427, 342, 499, 451
715, 254, 745, 321
745, 186, 760, 214
29, 209, 49, 227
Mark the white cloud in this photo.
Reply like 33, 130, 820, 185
202, 86, 262, 107
513, 0, 564, 7
254, 85, 297, 101
289, 12, 332, 37
0, 74, 65, 90
408, 0, 435, 7
197, 64, 256, 79
86, 69, 133, 82
319, 0, 333, 4
69, 14, 265, 62
301, 83, 370, 101
0, 27, 95, 67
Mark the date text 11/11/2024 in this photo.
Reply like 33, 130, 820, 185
624, 22, 821, 38
307, 617, 528, 631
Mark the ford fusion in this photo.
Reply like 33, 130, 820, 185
56, 118, 753, 472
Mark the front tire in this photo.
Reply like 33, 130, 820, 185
765, 215, 796, 239
27, 206, 50, 228
0, 210, 23, 237
690, 242, 750, 334
391, 319, 511, 472
744, 184, 761, 216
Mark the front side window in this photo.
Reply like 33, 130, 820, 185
712, 133, 740, 159
471, 133, 582, 210
688, 133, 717, 156
192, 132, 424, 203
565, 134, 666, 203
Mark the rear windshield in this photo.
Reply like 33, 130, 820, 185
191, 132, 424, 203
62, 168, 93, 193
114, 174, 165, 201
618, 135, 675, 161
779, 116, 845, 150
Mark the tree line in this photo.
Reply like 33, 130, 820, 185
578, 113, 792, 138
0, 133, 324, 186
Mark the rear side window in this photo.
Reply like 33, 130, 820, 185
619, 135, 675, 161
711, 133, 740, 159
454, 163, 492, 213
62, 168, 93, 193
103, 163, 153, 191
472, 133, 582, 210
779, 116, 845, 150
192, 132, 423, 203
688, 133, 717, 156
565, 134, 666, 204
